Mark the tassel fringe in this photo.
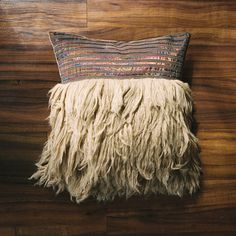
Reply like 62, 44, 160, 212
30, 78, 201, 203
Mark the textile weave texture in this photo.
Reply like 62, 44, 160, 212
49, 32, 190, 83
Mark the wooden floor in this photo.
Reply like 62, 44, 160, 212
0, 0, 236, 235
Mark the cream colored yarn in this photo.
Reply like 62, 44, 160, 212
30, 78, 201, 203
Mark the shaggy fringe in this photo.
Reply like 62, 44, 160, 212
30, 78, 201, 203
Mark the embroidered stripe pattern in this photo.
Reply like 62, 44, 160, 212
49, 32, 190, 83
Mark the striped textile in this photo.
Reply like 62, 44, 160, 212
49, 32, 190, 83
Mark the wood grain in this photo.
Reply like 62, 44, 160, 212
0, 0, 87, 42
0, 0, 236, 235
88, 0, 236, 28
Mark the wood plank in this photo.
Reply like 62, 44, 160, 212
106, 179, 236, 211
88, 0, 236, 28
0, 133, 46, 184
0, 123, 48, 133
107, 208, 236, 235
0, 183, 106, 234
0, 105, 48, 129
0, 0, 87, 90
0, 0, 87, 33
0, 81, 51, 132
187, 45, 236, 62
0, 227, 15, 236
0, 180, 236, 234
106, 180, 236, 235
186, 61, 236, 78
16, 226, 66, 236
16, 225, 106, 236
1, 27, 236, 46
0, 202, 106, 231
0, 183, 74, 203
0, 80, 53, 105
0, 71, 60, 82
0, 132, 46, 161
106, 233, 236, 236
198, 131, 236, 165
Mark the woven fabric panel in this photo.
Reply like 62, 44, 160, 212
49, 32, 190, 83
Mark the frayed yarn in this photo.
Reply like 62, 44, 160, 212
30, 78, 201, 203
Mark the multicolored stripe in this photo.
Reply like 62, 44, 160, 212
49, 32, 190, 83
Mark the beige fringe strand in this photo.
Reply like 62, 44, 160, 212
29, 78, 201, 203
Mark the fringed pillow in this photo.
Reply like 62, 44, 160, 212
30, 32, 201, 203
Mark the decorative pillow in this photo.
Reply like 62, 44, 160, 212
30, 32, 201, 203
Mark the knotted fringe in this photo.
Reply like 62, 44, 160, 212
30, 78, 201, 203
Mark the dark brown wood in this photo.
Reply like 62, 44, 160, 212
88, 0, 236, 28
0, 0, 236, 235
